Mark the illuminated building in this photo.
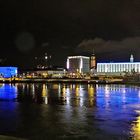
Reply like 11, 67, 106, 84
36, 68, 65, 78
67, 56, 90, 73
97, 55, 140, 75
90, 49, 96, 69
22, 67, 65, 78
0, 67, 18, 78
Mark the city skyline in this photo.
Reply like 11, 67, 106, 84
1, 0, 140, 68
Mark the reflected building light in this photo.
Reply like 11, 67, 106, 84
89, 98, 94, 107
42, 84, 47, 97
22, 84, 25, 92
88, 85, 96, 107
42, 84, 48, 104
66, 88, 70, 97
62, 85, 66, 94
11, 84, 18, 95
27, 84, 29, 92
73, 84, 75, 89
62, 85, 66, 102
74, 84, 85, 106
75, 85, 80, 106
75, 85, 79, 97
105, 85, 110, 97
88, 84, 94, 97
79, 85, 84, 106
11, 84, 18, 93
104, 85, 111, 109
121, 87, 126, 102
75, 98, 80, 106
79, 85, 84, 97
0, 84, 17, 100
32, 84, 35, 95
131, 111, 140, 139
14, 83, 18, 88
96, 84, 99, 90
138, 90, 140, 99
70, 84, 73, 90
122, 88, 126, 94
53, 84, 59, 89
122, 93, 126, 103
45, 97, 48, 104
66, 97, 70, 106
58, 84, 61, 97
80, 98, 84, 106
0, 83, 4, 88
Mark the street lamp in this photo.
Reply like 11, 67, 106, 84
44, 53, 48, 68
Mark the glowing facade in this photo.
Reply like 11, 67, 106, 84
97, 55, 140, 75
67, 56, 90, 73
97, 62, 140, 74
0, 67, 18, 78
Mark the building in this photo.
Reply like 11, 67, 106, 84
21, 67, 65, 78
90, 49, 96, 69
67, 56, 90, 74
0, 67, 18, 78
97, 55, 140, 75
36, 68, 65, 78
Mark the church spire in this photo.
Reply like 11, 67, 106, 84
90, 48, 96, 69
130, 54, 134, 62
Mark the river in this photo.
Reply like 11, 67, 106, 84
0, 83, 140, 140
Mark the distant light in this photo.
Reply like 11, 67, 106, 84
67, 59, 69, 69
68, 56, 89, 59
80, 58, 83, 73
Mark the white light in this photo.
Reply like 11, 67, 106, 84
67, 59, 69, 69
97, 62, 140, 73
80, 58, 83, 73
68, 56, 89, 59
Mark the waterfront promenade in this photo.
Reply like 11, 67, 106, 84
1, 76, 140, 85
0, 77, 132, 84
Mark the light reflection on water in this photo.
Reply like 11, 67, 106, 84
131, 111, 140, 140
0, 83, 140, 139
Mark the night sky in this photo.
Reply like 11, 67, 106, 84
1, 0, 140, 68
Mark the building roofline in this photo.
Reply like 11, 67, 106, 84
67, 56, 89, 59
97, 62, 140, 64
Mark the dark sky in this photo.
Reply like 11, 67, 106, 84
1, 0, 140, 68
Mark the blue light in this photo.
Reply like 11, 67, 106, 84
0, 67, 18, 78
0, 84, 17, 101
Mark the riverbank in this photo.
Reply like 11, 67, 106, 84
0, 78, 117, 83
1, 78, 140, 85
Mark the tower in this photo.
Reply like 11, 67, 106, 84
90, 49, 96, 69
130, 54, 134, 63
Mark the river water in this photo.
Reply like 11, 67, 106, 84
0, 83, 140, 140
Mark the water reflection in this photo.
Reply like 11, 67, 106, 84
1, 83, 140, 109
0, 84, 17, 101
15, 83, 97, 107
1, 84, 140, 139
131, 111, 140, 139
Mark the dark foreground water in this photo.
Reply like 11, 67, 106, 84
0, 83, 140, 140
